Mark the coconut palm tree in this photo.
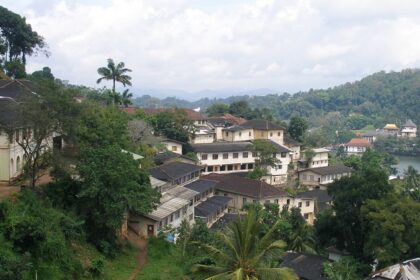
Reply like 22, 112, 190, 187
121, 89, 133, 107
96, 58, 132, 94
288, 224, 316, 254
192, 210, 298, 280
404, 165, 420, 202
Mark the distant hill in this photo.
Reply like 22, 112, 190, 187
133, 69, 420, 126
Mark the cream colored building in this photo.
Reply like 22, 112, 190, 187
401, 119, 417, 138
161, 139, 183, 155
298, 165, 353, 189
204, 173, 316, 224
300, 148, 329, 169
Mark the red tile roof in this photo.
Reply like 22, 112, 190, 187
346, 138, 371, 147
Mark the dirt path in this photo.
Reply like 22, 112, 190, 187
127, 231, 148, 280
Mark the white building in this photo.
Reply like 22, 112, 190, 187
345, 138, 371, 155
160, 139, 183, 155
401, 119, 417, 138
299, 148, 329, 169
204, 173, 317, 224
0, 80, 53, 183
192, 142, 256, 174
298, 165, 353, 189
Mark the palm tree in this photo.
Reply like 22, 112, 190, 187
404, 165, 420, 202
192, 210, 298, 280
288, 224, 316, 254
121, 89, 133, 107
96, 58, 132, 94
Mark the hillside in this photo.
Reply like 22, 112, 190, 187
133, 69, 420, 126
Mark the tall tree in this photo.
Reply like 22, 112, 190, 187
192, 210, 298, 280
205, 103, 229, 117
77, 145, 160, 252
288, 116, 308, 141
96, 58, 132, 96
403, 166, 420, 202
121, 88, 133, 107
0, 6, 47, 67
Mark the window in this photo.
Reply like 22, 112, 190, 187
201, 154, 208, 160
270, 132, 273, 137
170, 214, 174, 222
253, 199, 257, 203
243, 152, 248, 158
223, 153, 228, 159
287, 199, 290, 205
240, 164, 247, 170
249, 131, 252, 137
278, 165, 282, 170
252, 152, 257, 157
227, 165, 233, 171
248, 163, 254, 169
281, 152, 286, 158
175, 210, 180, 219
306, 201, 310, 207
172, 146, 177, 151
243, 198, 247, 204
304, 213, 309, 219
274, 199, 279, 204
233, 153, 239, 159
239, 132, 242, 137
225, 132, 229, 136
298, 202, 302, 208
260, 132, 264, 137
278, 132, 281, 136
302, 174, 307, 180
212, 154, 219, 160
309, 175, 314, 181
207, 166, 214, 172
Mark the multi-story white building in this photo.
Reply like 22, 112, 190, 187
221, 119, 285, 145
299, 148, 329, 169
345, 138, 371, 155
401, 119, 417, 138
0, 80, 53, 183
298, 165, 353, 189
192, 142, 256, 174
204, 173, 317, 224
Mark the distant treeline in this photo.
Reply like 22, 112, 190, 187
134, 69, 420, 127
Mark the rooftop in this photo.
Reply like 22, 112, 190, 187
403, 119, 417, 128
284, 136, 302, 147
203, 173, 289, 199
346, 138, 371, 147
154, 151, 194, 165
281, 252, 329, 280
191, 141, 253, 153
254, 139, 292, 153
384, 123, 398, 130
184, 179, 218, 193
312, 148, 330, 153
0, 80, 36, 101
207, 113, 247, 126
146, 196, 190, 221
142, 108, 206, 121
225, 119, 285, 132
299, 165, 353, 176
149, 162, 201, 182
370, 258, 420, 280
194, 196, 232, 217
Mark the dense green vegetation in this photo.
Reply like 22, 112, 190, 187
135, 69, 420, 128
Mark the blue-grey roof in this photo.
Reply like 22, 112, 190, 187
194, 196, 232, 217
149, 162, 200, 182
184, 179, 218, 194
191, 141, 253, 153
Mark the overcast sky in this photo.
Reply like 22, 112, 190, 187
4, 0, 420, 98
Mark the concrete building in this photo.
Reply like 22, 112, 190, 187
298, 165, 353, 189
401, 119, 417, 138
160, 139, 184, 155
299, 148, 329, 169
345, 138, 371, 155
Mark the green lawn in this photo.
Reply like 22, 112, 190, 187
75, 241, 138, 280
137, 237, 186, 280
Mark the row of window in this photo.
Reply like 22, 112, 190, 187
201, 152, 257, 160
158, 205, 191, 229
172, 171, 200, 185
205, 163, 254, 172
311, 160, 327, 165
224, 131, 282, 138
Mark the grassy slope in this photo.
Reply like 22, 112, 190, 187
137, 237, 185, 280
74, 242, 138, 280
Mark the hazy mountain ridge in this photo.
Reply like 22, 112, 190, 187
134, 69, 420, 126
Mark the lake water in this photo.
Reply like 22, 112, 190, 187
393, 155, 420, 176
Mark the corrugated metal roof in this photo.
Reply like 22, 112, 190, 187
146, 197, 190, 221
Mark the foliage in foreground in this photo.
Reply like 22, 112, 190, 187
191, 209, 298, 280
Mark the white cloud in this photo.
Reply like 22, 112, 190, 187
3, 0, 420, 97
